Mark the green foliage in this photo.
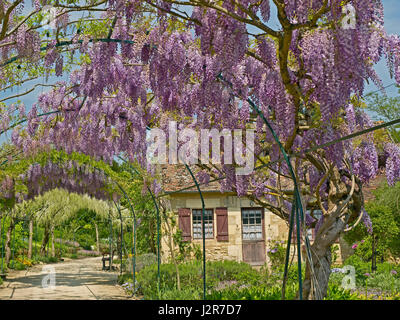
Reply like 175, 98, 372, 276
118, 273, 133, 285
266, 240, 286, 269
350, 238, 375, 263
344, 199, 400, 260
324, 283, 361, 300
207, 283, 297, 300
0, 260, 8, 273
365, 90, 400, 144
136, 260, 263, 300
331, 244, 340, 265
206, 260, 262, 287
9, 259, 28, 270
366, 272, 400, 293
135, 253, 157, 273
33, 255, 60, 264
158, 287, 201, 300
343, 255, 371, 285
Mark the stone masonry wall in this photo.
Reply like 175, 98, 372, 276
161, 192, 289, 265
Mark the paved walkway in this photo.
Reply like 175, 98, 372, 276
0, 257, 132, 300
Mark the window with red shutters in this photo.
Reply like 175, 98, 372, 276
216, 207, 229, 241
178, 208, 191, 241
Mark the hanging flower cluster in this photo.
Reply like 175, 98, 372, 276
0, 158, 118, 204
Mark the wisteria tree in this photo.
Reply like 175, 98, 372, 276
1, 0, 400, 299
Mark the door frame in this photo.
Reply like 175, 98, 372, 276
241, 207, 266, 264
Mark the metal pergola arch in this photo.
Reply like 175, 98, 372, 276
0, 158, 130, 277
120, 157, 208, 300
116, 156, 162, 295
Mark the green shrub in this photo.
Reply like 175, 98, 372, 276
273, 263, 305, 284
137, 260, 264, 299
266, 240, 286, 270
33, 255, 59, 264
365, 272, 400, 293
207, 284, 297, 300
118, 273, 133, 285
136, 253, 157, 273
324, 283, 361, 300
328, 272, 346, 287
206, 260, 261, 286
376, 262, 400, 276
159, 287, 201, 300
8, 259, 28, 270
0, 261, 8, 273
343, 255, 371, 284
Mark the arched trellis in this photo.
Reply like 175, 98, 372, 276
0, 152, 140, 294
113, 199, 136, 275
117, 156, 162, 295
2, 29, 400, 299
0, 153, 135, 277
14, 191, 119, 262
117, 155, 208, 299
182, 164, 207, 300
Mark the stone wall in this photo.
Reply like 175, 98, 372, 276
161, 192, 289, 265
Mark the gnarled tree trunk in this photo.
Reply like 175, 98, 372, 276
303, 241, 333, 300
302, 168, 363, 300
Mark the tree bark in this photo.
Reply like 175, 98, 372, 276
51, 227, 55, 258
94, 222, 100, 255
40, 226, 50, 256
5, 217, 15, 265
302, 199, 359, 299
303, 244, 332, 300
28, 219, 33, 259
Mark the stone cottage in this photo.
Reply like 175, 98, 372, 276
159, 164, 320, 266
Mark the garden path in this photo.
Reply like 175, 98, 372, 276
0, 256, 132, 300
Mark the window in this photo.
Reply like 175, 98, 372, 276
192, 209, 214, 239
242, 209, 263, 240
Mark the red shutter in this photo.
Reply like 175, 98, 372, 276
178, 208, 191, 242
216, 207, 229, 241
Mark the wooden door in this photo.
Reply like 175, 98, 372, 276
241, 208, 265, 265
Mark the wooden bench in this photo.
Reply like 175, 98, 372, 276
102, 250, 116, 271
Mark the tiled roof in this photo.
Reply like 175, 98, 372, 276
160, 164, 222, 193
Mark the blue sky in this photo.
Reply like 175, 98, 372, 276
1, 0, 400, 144
365, 0, 400, 97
